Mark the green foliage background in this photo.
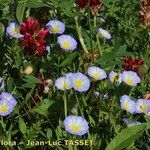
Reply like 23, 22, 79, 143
0, 0, 150, 150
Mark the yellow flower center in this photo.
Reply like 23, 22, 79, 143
74, 79, 84, 88
62, 41, 71, 49
61, 82, 69, 90
111, 75, 116, 82
70, 124, 80, 133
114, 75, 120, 84
125, 77, 134, 85
140, 104, 148, 112
123, 102, 130, 110
50, 26, 60, 33
12, 27, 20, 35
0, 105, 9, 113
92, 72, 100, 79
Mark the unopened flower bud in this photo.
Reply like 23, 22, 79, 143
24, 65, 33, 75
43, 86, 50, 94
45, 79, 53, 86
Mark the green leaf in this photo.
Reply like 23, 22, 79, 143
22, 83, 36, 88
0, 22, 5, 36
46, 128, 52, 139
97, 52, 116, 63
16, 2, 26, 23
105, 124, 146, 150
116, 51, 133, 57
60, 52, 78, 67
31, 99, 55, 116
144, 115, 150, 129
119, 45, 127, 52
103, 61, 116, 70
144, 115, 150, 123
116, 59, 123, 68
6, 79, 13, 93
89, 115, 96, 126
23, 75, 42, 84
113, 37, 122, 51
101, 0, 120, 4
19, 118, 27, 134
15, 53, 22, 67
26, 0, 46, 8
0, 0, 11, 5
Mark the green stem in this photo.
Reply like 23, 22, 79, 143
75, 91, 83, 116
31, 95, 55, 130
88, 8, 93, 51
94, 16, 101, 53
64, 91, 67, 117
0, 116, 6, 129
11, 86, 16, 95
75, 17, 89, 54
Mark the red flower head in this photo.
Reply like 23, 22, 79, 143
20, 18, 40, 34
123, 57, 144, 73
20, 18, 49, 56
89, 0, 101, 7
90, 0, 102, 15
76, 0, 88, 8
75, 0, 102, 15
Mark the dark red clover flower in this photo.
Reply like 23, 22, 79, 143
20, 18, 49, 56
90, 0, 101, 7
76, 0, 102, 14
76, 0, 88, 8
123, 57, 144, 73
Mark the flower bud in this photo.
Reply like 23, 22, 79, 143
43, 86, 50, 94
24, 65, 33, 75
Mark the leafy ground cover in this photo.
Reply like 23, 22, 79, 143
0, 0, 150, 150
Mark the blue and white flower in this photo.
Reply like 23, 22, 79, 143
64, 72, 74, 79
64, 115, 89, 136
136, 99, 150, 114
46, 20, 65, 34
87, 66, 107, 81
0, 100, 14, 116
57, 35, 77, 51
120, 95, 136, 113
98, 28, 112, 40
121, 71, 141, 86
6, 22, 24, 38
55, 77, 72, 91
71, 72, 90, 92
0, 92, 17, 107
109, 71, 122, 85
